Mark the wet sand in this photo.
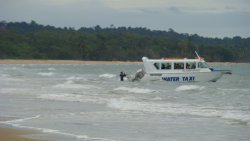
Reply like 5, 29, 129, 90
0, 59, 141, 64
0, 127, 49, 141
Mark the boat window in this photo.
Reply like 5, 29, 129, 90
174, 63, 184, 70
161, 63, 171, 70
186, 62, 196, 69
154, 63, 160, 70
198, 62, 209, 68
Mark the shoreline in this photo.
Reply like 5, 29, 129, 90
0, 59, 142, 64
0, 126, 50, 141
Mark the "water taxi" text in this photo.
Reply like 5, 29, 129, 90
162, 76, 195, 82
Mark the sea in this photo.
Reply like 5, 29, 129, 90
0, 63, 250, 141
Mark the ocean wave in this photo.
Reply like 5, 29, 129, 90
99, 73, 116, 78
37, 72, 54, 76
175, 85, 205, 92
38, 94, 82, 102
2, 116, 117, 141
0, 115, 41, 127
38, 93, 108, 104
53, 80, 100, 89
221, 111, 250, 124
30, 127, 117, 141
48, 67, 56, 71
114, 87, 158, 94
107, 98, 250, 124
218, 88, 250, 92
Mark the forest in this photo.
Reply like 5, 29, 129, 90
0, 21, 250, 62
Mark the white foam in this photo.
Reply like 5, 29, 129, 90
1, 115, 40, 124
114, 87, 157, 94
99, 73, 116, 78
221, 111, 250, 123
38, 94, 82, 102
42, 128, 59, 133
38, 72, 54, 76
152, 96, 163, 101
107, 98, 250, 124
0, 114, 117, 140
3, 120, 117, 141
76, 135, 89, 139
38, 93, 108, 104
48, 67, 56, 71
108, 98, 188, 115
52, 130, 118, 141
218, 88, 250, 92
175, 85, 205, 92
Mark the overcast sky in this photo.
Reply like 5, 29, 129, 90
1, 0, 250, 38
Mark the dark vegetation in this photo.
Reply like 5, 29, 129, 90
1, 21, 250, 62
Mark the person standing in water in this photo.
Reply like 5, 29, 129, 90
120, 72, 126, 81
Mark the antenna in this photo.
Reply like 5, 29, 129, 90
195, 51, 201, 60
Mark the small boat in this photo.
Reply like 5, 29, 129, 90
128, 52, 231, 82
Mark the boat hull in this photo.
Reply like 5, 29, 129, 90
139, 56, 231, 82
142, 71, 224, 82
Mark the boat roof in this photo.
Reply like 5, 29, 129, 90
142, 57, 204, 62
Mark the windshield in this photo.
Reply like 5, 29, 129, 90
198, 61, 209, 68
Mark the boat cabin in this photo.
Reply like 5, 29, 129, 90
142, 57, 211, 74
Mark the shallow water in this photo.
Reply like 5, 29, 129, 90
0, 63, 250, 141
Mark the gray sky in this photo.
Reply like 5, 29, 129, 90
1, 0, 250, 38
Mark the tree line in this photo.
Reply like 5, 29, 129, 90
0, 20, 250, 62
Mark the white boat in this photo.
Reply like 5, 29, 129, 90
128, 52, 231, 82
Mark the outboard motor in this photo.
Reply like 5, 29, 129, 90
127, 69, 145, 82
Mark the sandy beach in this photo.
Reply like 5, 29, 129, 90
0, 59, 142, 64
0, 127, 49, 141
